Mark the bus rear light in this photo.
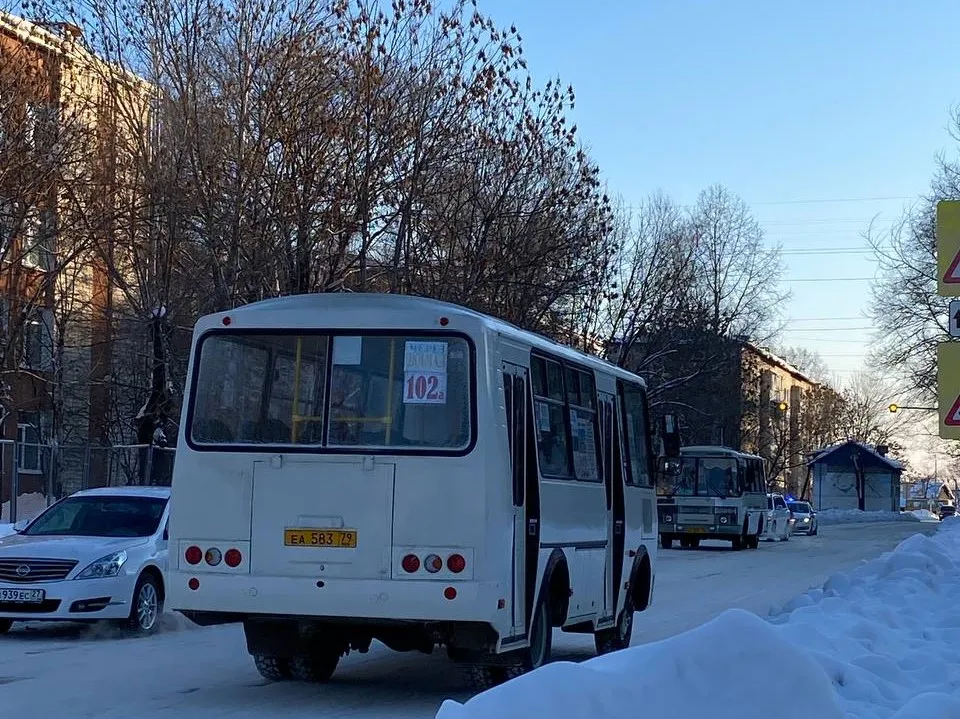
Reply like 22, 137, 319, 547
444, 586, 457, 600
424, 554, 442, 573
224, 549, 242, 568
401, 554, 420, 573
188, 578, 200, 590
447, 553, 466, 573
205, 548, 222, 566
185, 546, 202, 565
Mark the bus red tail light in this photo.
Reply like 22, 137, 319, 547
401, 554, 420, 573
224, 549, 243, 568
447, 553, 466, 573
185, 546, 202, 565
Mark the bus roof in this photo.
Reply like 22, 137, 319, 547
680, 445, 763, 460
200, 293, 647, 388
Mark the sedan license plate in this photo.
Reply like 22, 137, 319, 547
0, 588, 45, 603
284, 529, 357, 548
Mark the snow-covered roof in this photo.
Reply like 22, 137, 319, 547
743, 341, 819, 386
905, 481, 954, 500
807, 440, 903, 471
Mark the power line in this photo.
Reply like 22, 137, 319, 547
782, 327, 873, 332
784, 277, 875, 282
786, 315, 866, 322
751, 196, 913, 206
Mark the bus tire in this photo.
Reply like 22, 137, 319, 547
253, 654, 292, 681
661, 536, 673, 549
290, 649, 340, 683
521, 588, 553, 671
594, 587, 634, 655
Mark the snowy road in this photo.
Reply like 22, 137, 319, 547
0, 521, 935, 719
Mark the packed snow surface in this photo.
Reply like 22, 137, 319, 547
815, 508, 920, 524
909, 509, 940, 522
438, 518, 960, 719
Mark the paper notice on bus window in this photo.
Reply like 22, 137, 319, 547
403, 342, 448, 404
333, 336, 363, 365
404, 341, 448, 373
536, 401, 551, 432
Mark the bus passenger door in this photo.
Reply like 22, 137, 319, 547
503, 363, 531, 637
598, 392, 619, 622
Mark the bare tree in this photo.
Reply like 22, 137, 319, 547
865, 106, 960, 403
689, 184, 789, 340
838, 371, 909, 456
777, 346, 833, 385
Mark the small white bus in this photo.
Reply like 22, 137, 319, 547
656, 445, 767, 550
167, 294, 660, 688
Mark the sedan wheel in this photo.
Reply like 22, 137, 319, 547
126, 573, 162, 633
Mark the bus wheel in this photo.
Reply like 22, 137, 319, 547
253, 654, 292, 681
594, 590, 634, 655
661, 536, 673, 549
521, 590, 553, 671
731, 536, 743, 551
290, 649, 340, 683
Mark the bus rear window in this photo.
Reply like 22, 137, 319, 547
189, 333, 472, 451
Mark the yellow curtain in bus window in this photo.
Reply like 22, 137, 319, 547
403, 341, 448, 404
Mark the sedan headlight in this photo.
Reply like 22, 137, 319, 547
75, 550, 128, 580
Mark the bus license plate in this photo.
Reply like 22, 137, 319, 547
284, 529, 357, 548
0, 588, 45, 603
686, 527, 706, 533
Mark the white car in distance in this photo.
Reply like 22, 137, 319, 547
0, 486, 169, 635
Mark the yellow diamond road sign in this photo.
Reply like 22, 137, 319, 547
938, 342, 960, 439
937, 200, 960, 296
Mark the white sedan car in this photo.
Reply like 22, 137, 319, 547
0, 486, 169, 635
762, 492, 793, 541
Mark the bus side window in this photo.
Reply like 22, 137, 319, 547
531, 356, 573, 478
618, 380, 653, 487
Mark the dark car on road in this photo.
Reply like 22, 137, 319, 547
939, 504, 956, 521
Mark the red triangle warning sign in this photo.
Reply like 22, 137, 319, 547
945, 250, 960, 284
946, 394, 960, 425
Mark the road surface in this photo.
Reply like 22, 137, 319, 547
0, 521, 935, 719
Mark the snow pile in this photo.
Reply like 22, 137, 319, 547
910, 509, 940, 522
438, 519, 960, 719
437, 609, 846, 719
0, 492, 48, 522
815, 508, 920, 525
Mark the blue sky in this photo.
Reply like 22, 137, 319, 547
479, 0, 960, 382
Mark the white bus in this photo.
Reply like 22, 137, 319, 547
656, 445, 767, 550
167, 294, 660, 689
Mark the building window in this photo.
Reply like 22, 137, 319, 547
21, 208, 52, 270
21, 307, 53, 370
17, 411, 47, 474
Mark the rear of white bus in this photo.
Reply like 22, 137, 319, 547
166, 307, 509, 677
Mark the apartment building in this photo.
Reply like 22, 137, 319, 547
0, 13, 154, 500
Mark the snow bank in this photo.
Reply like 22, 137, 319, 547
815, 508, 920, 525
909, 509, 939, 522
438, 519, 960, 719
0, 492, 48, 522
437, 608, 846, 719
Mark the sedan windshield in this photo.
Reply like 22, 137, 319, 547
788, 502, 811, 514
24, 496, 167, 537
